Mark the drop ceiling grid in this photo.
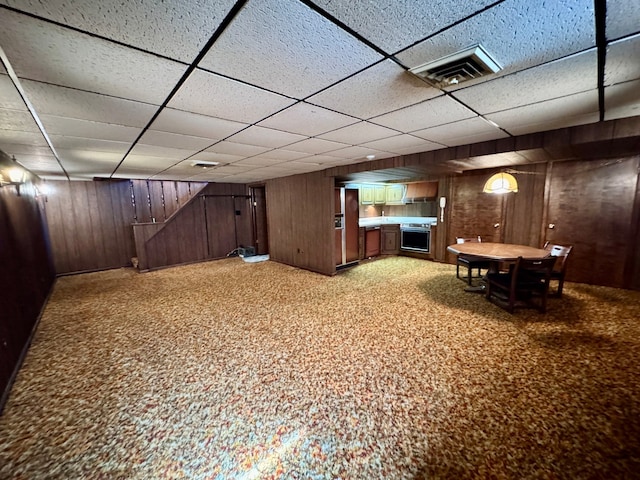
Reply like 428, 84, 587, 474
396, 0, 596, 87
0, 9, 188, 105
0, 0, 238, 63
196, 0, 384, 99
604, 79, 640, 120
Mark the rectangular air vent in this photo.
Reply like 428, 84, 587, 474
409, 44, 502, 88
191, 161, 220, 169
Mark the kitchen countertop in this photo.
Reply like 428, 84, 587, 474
359, 216, 437, 228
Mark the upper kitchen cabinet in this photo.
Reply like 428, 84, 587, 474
405, 182, 438, 202
359, 184, 388, 205
385, 184, 406, 205
374, 185, 386, 204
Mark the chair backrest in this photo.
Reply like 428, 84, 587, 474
456, 236, 482, 244
511, 256, 557, 291
543, 243, 573, 273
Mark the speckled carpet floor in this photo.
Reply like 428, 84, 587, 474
1, 257, 640, 479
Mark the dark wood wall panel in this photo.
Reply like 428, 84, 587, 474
45, 180, 136, 274
266, 172, 334, 275
206, 196, 236, 258
545, 157, 639, 288
0, 176, 55, 412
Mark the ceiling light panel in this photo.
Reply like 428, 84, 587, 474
169, 70, 295, 124
411, 117, 509, 147
369, 95, 476, 132
0, 0, 238, 63
197, 0, 383, 99
485, 90, 599, 136
604, 79, 640, 121
397, 0, 595, 87
605, 36, 640, 86
606, 0, 640, 41
0, 10, 187, 104
150, 108, 247, 140
258, 103, 357, 137
452, 50, 597, 114
307, 60, 440, 119
21, 81, 158, 127
312, 0, 498, 54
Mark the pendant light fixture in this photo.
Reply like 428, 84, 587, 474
483, 172, 518, 194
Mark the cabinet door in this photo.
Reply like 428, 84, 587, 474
365, 228, 381, 257
385, 185, 405, 204
381, 225, 400, 254
360, 185, 374, 204
374, 186, 386, 204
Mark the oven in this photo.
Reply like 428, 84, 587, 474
400, 224, 431, 253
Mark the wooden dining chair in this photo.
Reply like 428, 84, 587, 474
485, 256, 557, 313
455, 236, 492, 285
543, 242, 573, 297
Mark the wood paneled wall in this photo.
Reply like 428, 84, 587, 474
44, 180, 206, 274
0, 177, 55, 412
265, 172, 335, 275
134, 183, 251, 271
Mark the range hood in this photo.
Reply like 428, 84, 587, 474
404, 181, 438, 203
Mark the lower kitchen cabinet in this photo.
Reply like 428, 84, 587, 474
365, 227, 381, 257
381, 225, 400, 254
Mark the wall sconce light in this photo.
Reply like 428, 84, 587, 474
0, 156, 27, 195
482, 172, 518, 194
439, 196, 446, 222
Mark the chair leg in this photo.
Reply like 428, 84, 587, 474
467, 265, 473, 285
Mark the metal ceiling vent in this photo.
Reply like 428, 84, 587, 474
191, 161, 220, 169
409, 44, 502, 88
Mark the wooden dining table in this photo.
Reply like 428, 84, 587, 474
447, 242, 550, 292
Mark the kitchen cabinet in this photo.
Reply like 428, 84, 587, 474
365, 227, 381, 258
360, 185, 374, 204
374, 185, 386, 204
385, 185, 405, 205
381, 225, 400, 254
405, 181, 438, 201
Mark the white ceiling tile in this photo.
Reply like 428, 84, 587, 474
189, 151, 244, 164
605, 35, 640, 86
0, 10, 187, 104
0, 109, 40, 133
56, 148, 123, 165
0, 74, 27, 110
0, 143, 53, 157
234, 157, 285, 167
226, 126, 306, 149
0, 0, 237, 63
359, 134, 431, 154
8, 154, 59, 173
294, 154, 345, 164
169, 69, 295, 124
285, 138, 350, 155
138, 130, 214, 152
127, 143, 198, 161
0, 129, 48, 147
411, 117, 508, 147
197, 0, 383, 98
248, 150, 306, 162
317, 121, 399, 145
370, 95, 476, 132
204, 141, 270, 158
150, 108, 247, 140
22, 81, 157, 127
397, 0, 595, 83
486, 90, 599, 136
49, 135, 130, 154
312, 0, 498, 53
150, 172, 197, 181
606, 0, 640, 40
258, 102, 357, 136
119, 154, 181, 170
452, 50, 597, 114
604, 79, 640, 120
308, 60, 441, 119
40, 115, 141, 142
321, 145, 390, 160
